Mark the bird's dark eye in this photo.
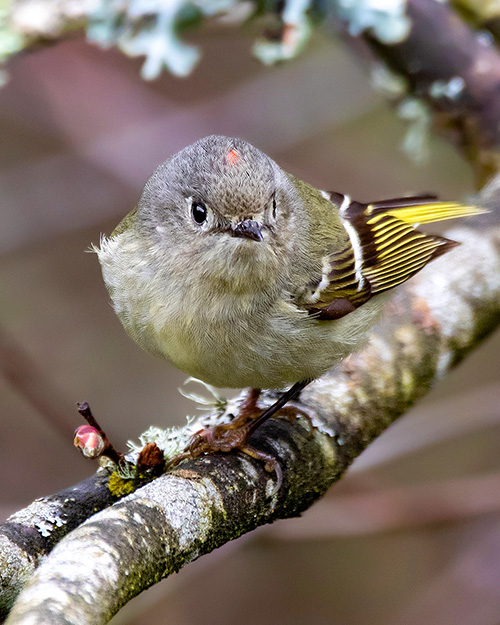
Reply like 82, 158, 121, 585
191, 201, 207, 225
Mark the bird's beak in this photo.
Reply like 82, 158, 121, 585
231, 219, 263, 242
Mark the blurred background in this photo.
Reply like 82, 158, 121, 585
1, 21, 500, 625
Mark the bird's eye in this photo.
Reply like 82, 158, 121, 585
191, 200, 208, 225
272, 195, 277, 219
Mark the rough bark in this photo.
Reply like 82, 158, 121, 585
0, 471, 117, 620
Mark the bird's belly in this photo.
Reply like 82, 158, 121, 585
151, 295, 384, 390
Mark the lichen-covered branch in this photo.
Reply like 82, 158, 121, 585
4, 1, 500, 180
0, 0, 269, 81
3, 181, 500, 623
0, 471, 117, 621
327, 0, 500, 184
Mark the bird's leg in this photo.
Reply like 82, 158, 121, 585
170, 387, 262, 467
243, 380, 310, 437
167, 381, 311, 485
220, 387, 262, 430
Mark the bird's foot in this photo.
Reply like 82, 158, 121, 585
168, 419, 283, 490
166, 381, 310, 491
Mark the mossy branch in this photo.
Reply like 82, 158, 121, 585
2, 181, 500, 623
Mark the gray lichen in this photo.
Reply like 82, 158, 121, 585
0, 1, 23, 84
253, 0, 312, 65
8, 498, 68, 539
429, 76, 465, 101
398, 97, 432, 164
1, 0, 414, 80
88, 0, 244, 78
335, 0, 411, 44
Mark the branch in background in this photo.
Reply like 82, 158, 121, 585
4, 1, 500, 182
2, 184, 500, 623
452, 0, 500, 41
264, 472, 500, 539
327, 0, 500, 185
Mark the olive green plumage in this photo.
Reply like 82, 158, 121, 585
96, 135, 482, 390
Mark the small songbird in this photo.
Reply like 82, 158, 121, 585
96, 135, 480, 477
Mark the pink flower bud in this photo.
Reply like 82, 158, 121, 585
74, 425, 106, 459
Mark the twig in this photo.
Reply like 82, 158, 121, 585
76, 402, 124, 466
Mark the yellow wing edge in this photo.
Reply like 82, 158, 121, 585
369, 201, 487, 226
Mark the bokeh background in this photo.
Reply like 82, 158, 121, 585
1, 23, 500, 625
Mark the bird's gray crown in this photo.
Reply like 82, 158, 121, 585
147, 135, 276, 219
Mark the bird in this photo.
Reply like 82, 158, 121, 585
96, 134, 481, 483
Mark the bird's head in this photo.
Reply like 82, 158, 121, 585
136, 135, 295, 292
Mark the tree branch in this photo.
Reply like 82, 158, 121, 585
328, 0, 500, 183
0, 471, 117, 620
4, 1, 500, 180
2, 187, 500, 623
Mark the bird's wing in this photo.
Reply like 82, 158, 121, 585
303, 193, 483, 320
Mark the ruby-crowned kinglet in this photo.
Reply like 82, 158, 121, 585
96, 135, 480, 468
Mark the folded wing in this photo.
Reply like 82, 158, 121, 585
304, 193, 484, 320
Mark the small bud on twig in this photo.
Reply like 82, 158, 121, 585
74, 425, 105, 459
75, 402, 124, 466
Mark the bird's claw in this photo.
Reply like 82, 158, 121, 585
166, 384, 311, 491
167, 420, 282, 492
